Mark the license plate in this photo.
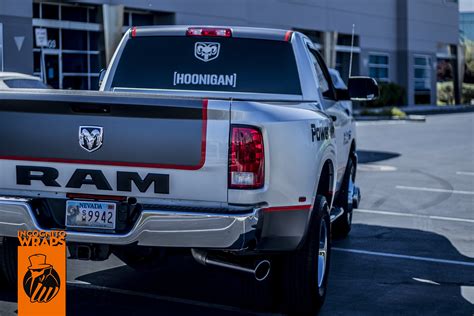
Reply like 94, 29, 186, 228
65, 200, 116, 230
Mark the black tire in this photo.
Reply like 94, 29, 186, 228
0, 237, 18, 290
333, 157, 356, 238
280, 195, 331, 315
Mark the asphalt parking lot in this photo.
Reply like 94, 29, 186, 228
1, 112, 473, 315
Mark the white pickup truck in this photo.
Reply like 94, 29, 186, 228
0, 26, 378, 314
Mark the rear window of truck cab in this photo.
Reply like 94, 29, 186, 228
111, 36, 302, 95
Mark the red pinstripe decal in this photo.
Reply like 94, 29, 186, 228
263, 204, 312, 213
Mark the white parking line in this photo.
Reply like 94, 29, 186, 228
358, 164, 397, 172
412, 278, 440, 285
356, 121, 407, 126
67, 282, 278, 316
67, 280, 91, 285
457, 171, 474, 176
396, 185, 474, 195
332, 248, 474, 267
354, 209, 474, 224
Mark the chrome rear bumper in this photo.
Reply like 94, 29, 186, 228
0, 197, 260, 250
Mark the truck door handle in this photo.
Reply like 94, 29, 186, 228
72, 104, 110, 114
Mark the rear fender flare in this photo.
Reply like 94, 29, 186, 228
296, 146, 335, 249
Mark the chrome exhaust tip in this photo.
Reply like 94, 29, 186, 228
191, 249, 271, 281
254, 259, 271, 281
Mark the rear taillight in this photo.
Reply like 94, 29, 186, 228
229, 126, 264, 189
186, 27, 232, 37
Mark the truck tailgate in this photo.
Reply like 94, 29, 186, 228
0, 91, 230, 202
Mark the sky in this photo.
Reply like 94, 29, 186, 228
459, 0, 474, 12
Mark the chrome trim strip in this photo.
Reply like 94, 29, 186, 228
130, 25, 290, 41
0, 197, 260, 249
112, 87, 303, 102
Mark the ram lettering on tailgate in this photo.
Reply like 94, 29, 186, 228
15, 166, 169, 194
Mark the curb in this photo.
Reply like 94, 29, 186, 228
355, 115, 426, 122
403, 106, 474, 115
354, 105, 474, 117
354, 105, 474, 121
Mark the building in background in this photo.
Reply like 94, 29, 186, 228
460, 2, 474, 104
0, 0, 460, 105
461, 11, 474, 41
460, 0, 474, 41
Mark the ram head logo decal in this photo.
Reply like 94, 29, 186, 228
194, 42, 220, 62
79, 126, 103, 152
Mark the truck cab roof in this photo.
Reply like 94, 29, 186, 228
129, 25, 293, 42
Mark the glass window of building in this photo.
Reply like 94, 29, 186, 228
42, 3, 59, 20
336, 53, 359, 80
0, 23, 3, 72
369, 53, 389, 82
460, 13, 474, 41
131, 12, 154, 26
414, 55, 432, 104
336, 33, 360, 80
61, 5, 88, 22
337, 33, 359, 47
123, 9, 175, 33
33, 3, 40, 19
124, 10, 152, 27
32, 1, 105, 90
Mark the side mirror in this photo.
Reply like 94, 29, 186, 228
98, 68, 107, 89
335, 88, 350, 101
348, 77, 379, 101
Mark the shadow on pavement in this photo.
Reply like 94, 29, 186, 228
72, 254, 275, 315
72, 224, 473, 315
324, 224, 474, 315
1, 224, 473, 315
357, 150, 400, 164
0, 282, 15, 303
0, 277, 16, 315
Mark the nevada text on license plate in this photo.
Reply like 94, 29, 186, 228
65, 200, 116, 229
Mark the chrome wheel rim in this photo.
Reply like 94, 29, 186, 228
347, 209, 352, 223
317, 218, 328, 288
346, 165, 355, 224
347, 167, 355, 207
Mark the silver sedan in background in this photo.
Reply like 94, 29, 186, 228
0, 72, 49, 89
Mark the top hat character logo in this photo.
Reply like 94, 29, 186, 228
23, 254, 61, 303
